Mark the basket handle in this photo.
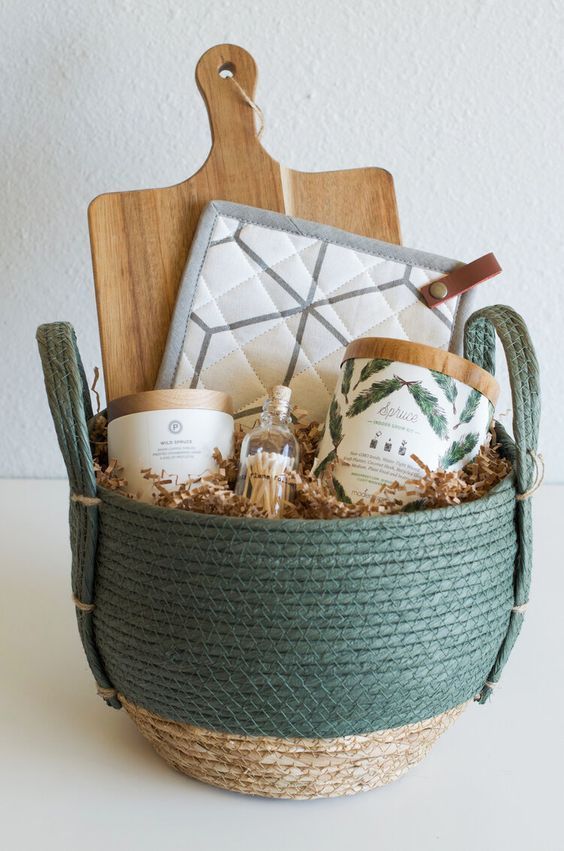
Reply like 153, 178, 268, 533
464, 305, 541, 702
36, 322, 120, 708
36, 322, 96, 496
464, 304, 541, 494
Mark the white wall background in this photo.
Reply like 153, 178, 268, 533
2, 0, 562, 479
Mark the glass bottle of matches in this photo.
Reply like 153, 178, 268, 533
235, 385, 300, 518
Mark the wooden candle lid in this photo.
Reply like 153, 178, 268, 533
108, 389, 233, 422
343, 338, 499, 405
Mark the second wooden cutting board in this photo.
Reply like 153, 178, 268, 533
88, 43, 401, 401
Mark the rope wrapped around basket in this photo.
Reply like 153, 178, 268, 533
36, 305, 540, 794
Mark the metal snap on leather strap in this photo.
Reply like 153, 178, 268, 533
429, 280, 448, 300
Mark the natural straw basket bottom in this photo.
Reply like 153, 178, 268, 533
121, 695, 466, 799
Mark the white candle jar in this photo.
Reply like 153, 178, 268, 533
108, 389, 234, 503
314, 338, 499, 504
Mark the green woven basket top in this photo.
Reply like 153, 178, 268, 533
37, 305, 540, 737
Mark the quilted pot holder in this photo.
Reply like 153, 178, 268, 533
157, 201, 499, 423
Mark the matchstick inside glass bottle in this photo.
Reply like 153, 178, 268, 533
235, 386, 300, 518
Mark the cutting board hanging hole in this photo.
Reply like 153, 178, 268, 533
218, 62, 235, 78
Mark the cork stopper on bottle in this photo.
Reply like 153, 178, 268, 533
271, 385, 292, 404
268, 385, 292, 416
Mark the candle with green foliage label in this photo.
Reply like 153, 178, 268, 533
314, 338, 499, 504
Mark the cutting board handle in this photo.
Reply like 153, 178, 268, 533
196, 44, 264, 151
89, 42, 400, 400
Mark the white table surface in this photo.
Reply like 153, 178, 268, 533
1, 479, 562, 851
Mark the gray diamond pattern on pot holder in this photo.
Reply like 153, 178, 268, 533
157, 201, 476, 424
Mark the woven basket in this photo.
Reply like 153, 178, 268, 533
37, 305, 540, 799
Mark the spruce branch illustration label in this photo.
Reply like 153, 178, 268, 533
340, 359, 354, 404
314, 337, 498, 503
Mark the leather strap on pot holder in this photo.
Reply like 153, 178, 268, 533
421, 253, 502, 308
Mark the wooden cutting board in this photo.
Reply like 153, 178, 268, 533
88, 43, 401, 401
